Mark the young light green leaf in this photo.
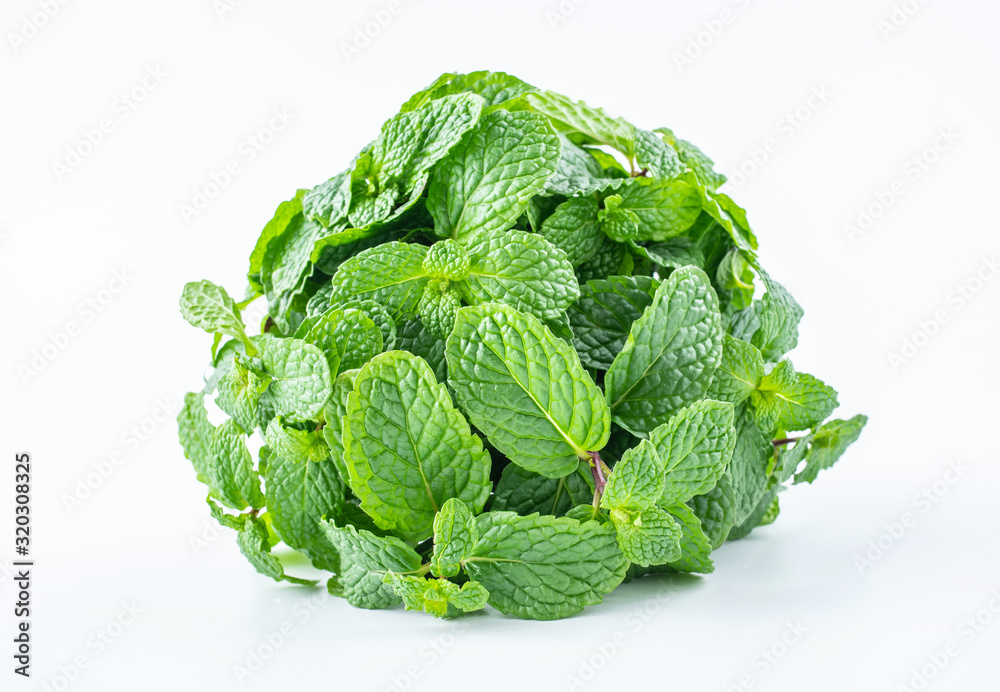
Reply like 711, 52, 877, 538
751, 360, 839, 433
401, 70, 537, 113
329, 242, 429, 321
524, 91, 637, 160
382, 573, 489, 618
179, 280, 256, 355
655, 127, 727, 190
247, 191, 305, 294
422, 239, 471, 280
491, 463, 594, 517
598, 194, 641, 242
461, 229, 580, 321
428, 109, 559, 240
648, 400, 736, 505
605, 266, 724, 435
538, 195, 605, 267
321, 369, 360, 484
215, 358, 271, 434
303, 169, 352, 228
257, 337, 331, 422
417, 280, 463, 338
430, 498, 478, 578
208, 419, 265, 511
343, 351, 492, 541
600, 440, 665, 513
567, 275, 659, 370
303, 307, 382, 376
263, 420, 344, 572
609, 505, 682, 567
322, 522, 423, 609
707, 335, 764, 405
446, 304, 610, 478
465, 512, 628, 620
333, 299, 397, 351
794, 415, 868, 484
633, 128, 686, 179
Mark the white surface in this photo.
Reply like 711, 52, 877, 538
2, 1, 999, 690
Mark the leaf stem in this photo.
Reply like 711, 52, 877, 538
772, 437, 800, 447
588, 451, 610, 507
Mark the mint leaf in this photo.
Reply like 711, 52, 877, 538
465, 512, 628, 620
446, 304, 610, 478
178, 392, 216, 487
263, 420, 344, 571
257, 337, 331, 422
610, 506, 682, 567
322, 522, 422, 609
247, 191, 305, 294
417, 280, 463, 338
395, 318, 448, 382
629, 237, 705, 271
429, 498, 478, 578
260, 212, 327, 330
524, 91, 637, 161
538, 195, 605, 267
343, 351, 491, 541
215, 358, 271, 434
655, 127, 727, 190
208, 419, 265, 511
751, 272, 804, 361
751, 360, 839, 433
303, 307, 382, 376
329, 242, 429, 321
605, 266, 724, 435
321, 369, 359, 484
611, 178, 702, 241
491, 463, 593, 517
662, 501, 714, 573
568, 275, 658, 370
648, 400, 736, 505
422, 239, 471, 280
462, 229, 580, 320
401, 70, 536, 113
727, 405, 774, 525
332, 299, 397, 351
794, 415, 868, 484
235, 512, 316, 586
688, 473, 738, 549
707, 335, 764, 405
303, 169, 352, 228
179, 280, 256, 355
428, 109, 559, 240
601, 440, 665, 513
383, 573, 489, 618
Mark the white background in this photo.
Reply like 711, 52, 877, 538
2, 0, 998, 690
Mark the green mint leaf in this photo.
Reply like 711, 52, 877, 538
728, 485, 781, 541
465, 512, 628, 620
655, 127, 727, 190
263, 420, 344, 571
605, 266, 724, 435
417, 280, 463, 338
303, 307, 382, 376
568, 275, 659, 371
428, 109, 559, 240
208, 419, 265, 511
395, 318, 448, 383
544, 134, 617, 197
727, 404, 775, 525
611, 178, 703, 241
633, 128, 685, 178
629, 238, 705, 271
461, 229, 580, 321
751, 360, 839, 433
446, 304, 610, 478
601, 440, 665, 513
329, 242, 429, 321
179, 280, 255, 355
491, 462, 593, 517
609, 505, 682, 567
688, 473, 738, 549
598, 193, 641, 242
524, 91, 637, 161
401, 70, 537, 113
261, 213, 328, 331
257, 337, 331, 422
430, 497, 478, 578
714, 247, 756, 313
661, 501, 714, 573
538, 195, 605, 267
303, 168, 352, 228
333, 299, 397, 351
794, 415, 868, 484
648, 399, 737, 505
343, 351, 492, 541
576, 240, 629, 283
235, 512, 316, 586
321, 522, 423, 609
422, 239, 471, 280
178, 392, 216, 488
321, 369, 359, 484
383, 573, 489, 618
247, 191, 305, 294
215, 358, 271, 435
751, 272, 804, 361
707, 335, 764, 405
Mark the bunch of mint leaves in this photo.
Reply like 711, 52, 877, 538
177, 71, 866, 621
